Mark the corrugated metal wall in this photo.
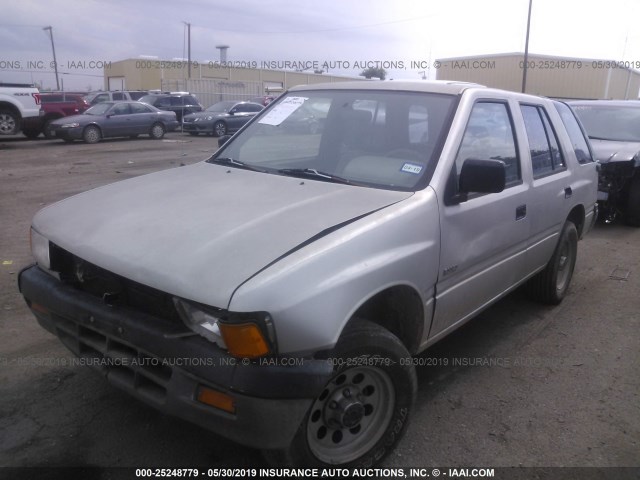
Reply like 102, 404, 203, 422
436, 53, 640, 100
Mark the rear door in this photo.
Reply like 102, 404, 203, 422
431, 100, 531, 339
518, 103, 574, 272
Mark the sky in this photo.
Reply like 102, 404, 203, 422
1, 0, 639, 91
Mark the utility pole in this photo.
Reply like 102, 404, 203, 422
43, 26, 60, 90
183, 22, 191, 79
521, 0, 533, 93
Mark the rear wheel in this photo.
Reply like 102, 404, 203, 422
623, 174, 640, 227
149, 122, 165, 139
82, 125, 101, 144
526, 221, 578, 304
213, 121, 227, 137
22, 128, 41, 139
0, 110, 19, 135
265, 319, 416, 467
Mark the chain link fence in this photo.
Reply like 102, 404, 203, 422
160, 78, 272, 106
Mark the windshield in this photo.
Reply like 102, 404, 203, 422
212, 90, 456, 191
206, 101, 235, 113
84, 103, 112, 115
572, 104, 640, 142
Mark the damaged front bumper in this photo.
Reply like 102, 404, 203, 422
18, 264, 332, 449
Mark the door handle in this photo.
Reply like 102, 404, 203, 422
565, 187, 573, 199
516, 204, 527, 220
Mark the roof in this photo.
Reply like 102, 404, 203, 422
568, 100, 640, 107
289, 80, 485, 95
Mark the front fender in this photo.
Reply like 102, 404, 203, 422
228, 189, 441, 355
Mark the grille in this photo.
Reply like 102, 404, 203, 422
49, 243, 181, 324
53, 312, 173, 405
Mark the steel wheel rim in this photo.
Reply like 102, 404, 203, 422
306, 366, 395, 464
556, 240, 572, 291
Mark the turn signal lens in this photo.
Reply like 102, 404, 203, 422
196, 386, 235, 414
218, 322, 270, 359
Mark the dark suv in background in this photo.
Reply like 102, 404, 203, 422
138, 92, 203, 122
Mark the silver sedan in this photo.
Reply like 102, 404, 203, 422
50, 101, 179, 143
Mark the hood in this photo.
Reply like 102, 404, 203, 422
589, 139, 640, 164
184, 111, 224, 120
33, 162, 411, 307
51, 113, 93, 125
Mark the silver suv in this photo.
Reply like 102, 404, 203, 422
19, 81, 597, 467
84, 90, 148, 105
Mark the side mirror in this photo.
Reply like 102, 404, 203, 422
453, 159, 506, 203
228, 109, 236, 115
218, 135, 231, 148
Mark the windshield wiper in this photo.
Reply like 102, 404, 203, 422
207, 157, 266, 172
277, 168, 353, 185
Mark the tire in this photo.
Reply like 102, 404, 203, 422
149, 122, 165, 139
62, 138, 74, 144
623, 174, 640, 227
22, 128, 41, 139
188, 132, 199, 136
129, 134, 139, 139
265, 319, 416, 467
526, 221, 578, 305
43, 119, 55, 139
213, 121, 227, 137
82, 125, 101, 144
0, 110, 19, 135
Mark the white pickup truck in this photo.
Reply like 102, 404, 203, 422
0, 82, 42, 135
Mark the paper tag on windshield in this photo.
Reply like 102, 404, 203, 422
401, 163, 424, 174
258, 97, 307, 126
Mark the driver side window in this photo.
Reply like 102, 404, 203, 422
455, 102, 520, 185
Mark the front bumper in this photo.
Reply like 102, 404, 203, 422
182, 121, 213, 132
53, 127, 83, 140
18, 265, 332, 449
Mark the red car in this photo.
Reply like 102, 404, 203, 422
22, 93, 91, 139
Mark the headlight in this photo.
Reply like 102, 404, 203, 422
173, 298, 226, 349
30, 228, 50, 269
60, 122, 80, 128
173, 298, 276, 358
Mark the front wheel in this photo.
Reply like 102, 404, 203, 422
624, 174, 640, 227
149, 122, 165, 139
82, 125, 101, 144
526, 221, 578, 304
266, 319, 416, 467
213, 121, 227, 137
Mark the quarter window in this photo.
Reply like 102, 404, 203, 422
521, 105, 565, 177
455, 102, 520, 185
554, 102, 593, 164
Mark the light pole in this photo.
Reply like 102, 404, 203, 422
43, 26, 60, 90
521, 0, 533, 93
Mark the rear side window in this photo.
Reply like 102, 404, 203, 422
521, 105, 565, 178
554, 102, 594, 164
112, 92, 126, 100
455, 102, 520, 185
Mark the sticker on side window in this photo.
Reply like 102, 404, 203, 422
400, 163, 424, 174
258, 96, 307, 126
